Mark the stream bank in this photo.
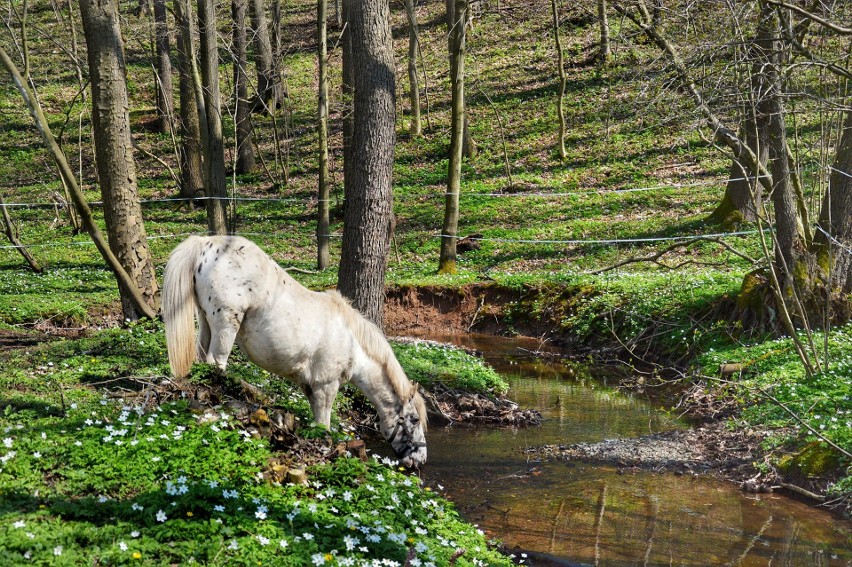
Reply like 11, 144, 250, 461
383, 283, 851, 516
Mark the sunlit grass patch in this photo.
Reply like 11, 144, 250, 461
0, 397, 511, 565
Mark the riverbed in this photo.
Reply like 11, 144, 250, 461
414, 333, 852, 566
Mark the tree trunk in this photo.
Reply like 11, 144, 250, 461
337, 0, 396, 327
552, 0, 567, 159
0, 46, 156, 319
756, 4, 805, 290
597, 0, 612, 63
709, 28, 773, 226
249, 0, 284, 113
341, 0, 353, 197
153, 0, 174, 135
173, 0, 205, 200
198, 0, 229, 234
317, 0, 331, 270
439, 0, 468, 274
232, 0, 255, 174
79, 0, 160, 320
404, 0, 422, 137
815, 110, 852, 295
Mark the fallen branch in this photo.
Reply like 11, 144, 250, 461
0, 196, 42, 272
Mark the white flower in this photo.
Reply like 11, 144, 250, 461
119, 541, 128, 551
131, 531, 140, 538
302, 532, 314, 541
156, 510, 168, 522
228, 539, 239, 550
279, 539, 288, 549
214, 505, 225, 512
53, 546, 63, 556
311, 553, 326, 565
3, 438, 12, 448
256, 535, 270, 546
13, 520, 25, 529
344, 535, 360, 551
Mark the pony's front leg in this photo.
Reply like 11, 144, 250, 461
304, 381, 339, 429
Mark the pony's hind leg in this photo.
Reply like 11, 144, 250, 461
196, 307, 212, 361
203, 311, 242, 372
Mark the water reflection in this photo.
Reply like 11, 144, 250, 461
414, 333, 852, 566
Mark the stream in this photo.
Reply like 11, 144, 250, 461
414, 333, 852, 566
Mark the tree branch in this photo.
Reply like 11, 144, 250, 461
764, 0, 852, 35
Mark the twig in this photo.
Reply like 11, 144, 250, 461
590, 236, 756, 275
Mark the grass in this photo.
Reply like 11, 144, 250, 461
0, 321, 512, 565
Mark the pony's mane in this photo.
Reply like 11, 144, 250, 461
325, 290, 427, 429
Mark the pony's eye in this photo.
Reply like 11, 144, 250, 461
409, 415, 419, 424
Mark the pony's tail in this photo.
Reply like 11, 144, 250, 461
162, 236, 204, 379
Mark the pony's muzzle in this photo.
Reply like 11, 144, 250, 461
398, 445, 427, 468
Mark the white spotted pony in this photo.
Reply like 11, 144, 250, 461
161, 235, 427, 467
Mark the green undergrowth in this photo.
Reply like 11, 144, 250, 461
696, 322, 852, 493
0, 322, 511, 565
391, 342, 508, 395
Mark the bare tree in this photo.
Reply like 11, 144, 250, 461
316, 0, 331, 269
152, 0, 174, 134
79, 0, 160, 319
439, 0, 468, 274
816, 111, 852, 294
198, 0, 229, 234
597, 0, 612, 63
552, 0, 567, 159
232, 0, 255, 174
337, 0, 396, 327
249, 0, 285, 112
173, 0, 204, 200
404, 0, 422, 137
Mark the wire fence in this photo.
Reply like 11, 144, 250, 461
0, 170, 848, 258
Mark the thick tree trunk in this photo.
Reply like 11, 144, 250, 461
232, 0, 255, 174
198, 0, 229, 234
153, 0, 174, 135
249, 0, 285, 113
317, 0, 331, 269
80, 0, 160, 320
173, 0, 205, 200
439, 0, 467, 274
337, 0, 396, 327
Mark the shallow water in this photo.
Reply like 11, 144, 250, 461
414, 333, 852, 566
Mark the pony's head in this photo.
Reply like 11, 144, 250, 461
381, 390, 427, 468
